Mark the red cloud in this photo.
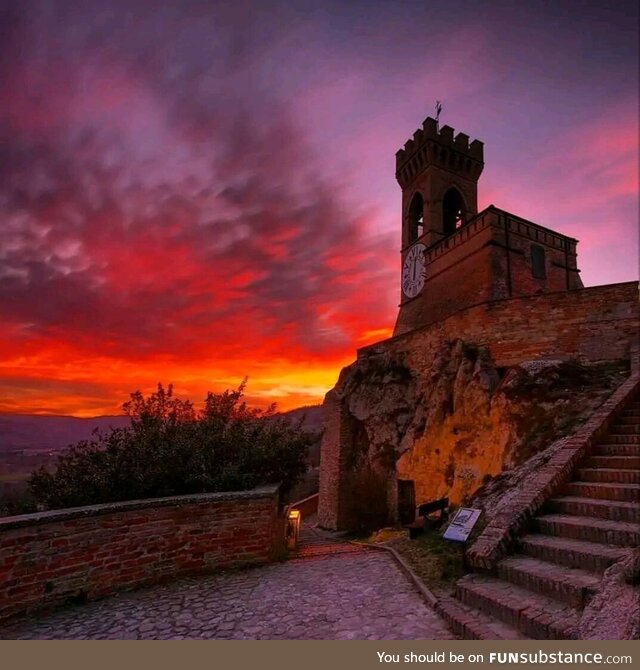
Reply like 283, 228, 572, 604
0, 1, 636, 415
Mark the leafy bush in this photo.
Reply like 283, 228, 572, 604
0, 491, 37, 517
29, 382, 314, 510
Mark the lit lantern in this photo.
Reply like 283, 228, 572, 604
285, 509, 301, 550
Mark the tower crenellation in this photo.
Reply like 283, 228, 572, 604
395, 117, 483, 188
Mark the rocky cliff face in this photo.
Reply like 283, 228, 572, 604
319, 338, 627, 529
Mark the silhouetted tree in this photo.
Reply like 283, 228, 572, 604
29, 382, 314, 510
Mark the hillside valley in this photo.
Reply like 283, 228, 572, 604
0, 405, 325, 501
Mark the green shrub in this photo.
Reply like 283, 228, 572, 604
0, 492, 37, 517
29, 382, 314, 510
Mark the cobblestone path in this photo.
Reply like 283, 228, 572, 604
0, 525, 454, 640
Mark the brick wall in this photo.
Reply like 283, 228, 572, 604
394, 207, 585, 335
373, 281, 638, 368
0, 486, 281, 624
417, 224, 496, 329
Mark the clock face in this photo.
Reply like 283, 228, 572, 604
402, 243, 426, 298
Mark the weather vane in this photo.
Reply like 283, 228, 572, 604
435, 100, 442, 129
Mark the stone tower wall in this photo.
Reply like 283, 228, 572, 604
396, 117, 484, 262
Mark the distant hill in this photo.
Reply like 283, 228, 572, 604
278, 405, 325, 467
0, 405, 325, 454
276, 405, 325, 433
0, 415, 131, 454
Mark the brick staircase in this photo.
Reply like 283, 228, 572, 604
438, 394, 639, 640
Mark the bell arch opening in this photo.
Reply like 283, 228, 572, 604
442, 187, 466, 236
407, 193, 424, 244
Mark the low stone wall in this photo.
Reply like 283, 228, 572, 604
467, 374, 639, 570
0, 485, 281, 624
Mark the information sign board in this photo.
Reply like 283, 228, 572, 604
442, 507, 481, 542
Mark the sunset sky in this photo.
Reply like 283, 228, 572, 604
1, 1, 638, 417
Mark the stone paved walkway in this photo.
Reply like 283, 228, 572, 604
0, 525, 455, 640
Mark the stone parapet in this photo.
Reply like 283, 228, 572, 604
0, 486, 281, 624
377, 281, 639, 365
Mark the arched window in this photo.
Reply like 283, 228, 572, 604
531, 244, 546, 279
442, 188, 465, 236
407, 193, 424, 244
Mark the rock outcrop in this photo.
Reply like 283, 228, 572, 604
319, 338, 628, 530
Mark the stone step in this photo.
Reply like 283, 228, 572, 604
587, 455, 640, 469
436, 595, 530, 640
617, 415, 640, 425
455, 574, 579, 639
578, 468, 640, 484
519, 534, 629, 573
546, 496, 640, 523
620, 416, 640, 425
610, 424, 640, 434
593, 444, 640, 456
564, 481, 640, 502
535, 513, 640, 546
601, 434, 640, 444
497, 555, 600, 607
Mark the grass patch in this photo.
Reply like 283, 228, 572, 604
360, 526, 465, 592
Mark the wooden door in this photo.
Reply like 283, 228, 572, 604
397, 479, 416, 525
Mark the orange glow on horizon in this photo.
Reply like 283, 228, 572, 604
0, 3, 636, 419
0, 347, 361, 417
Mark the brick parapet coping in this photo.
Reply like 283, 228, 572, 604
0, 486, 279, 531
467, 372, 640, 571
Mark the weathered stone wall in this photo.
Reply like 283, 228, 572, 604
0, 486, 281, 624
319, 281, 638, 530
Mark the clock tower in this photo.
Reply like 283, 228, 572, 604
394, 116, 484, 335
392, 116, 582, 337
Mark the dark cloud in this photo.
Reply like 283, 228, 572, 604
0, 0, 636, 414
0, 0, 396, 370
